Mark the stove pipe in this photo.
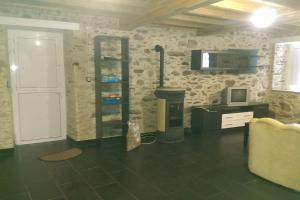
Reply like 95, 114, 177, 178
154, 45, 164, 88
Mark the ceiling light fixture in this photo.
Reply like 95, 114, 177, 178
35, 40, 41, 46
35, 32, 41, 46
250, 7, 277, 28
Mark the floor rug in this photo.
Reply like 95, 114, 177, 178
39, 148, 82, 161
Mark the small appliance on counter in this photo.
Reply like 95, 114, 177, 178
153, 45, 185, 143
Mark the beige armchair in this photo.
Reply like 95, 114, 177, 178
248, 118, 300, 191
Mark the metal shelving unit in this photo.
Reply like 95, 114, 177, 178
94, 36, 129, 139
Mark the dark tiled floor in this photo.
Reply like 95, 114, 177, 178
0, 131, 300, 200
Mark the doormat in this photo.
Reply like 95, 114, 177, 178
39, 148, 82, 162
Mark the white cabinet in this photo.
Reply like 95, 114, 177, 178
221, 112, 253, 129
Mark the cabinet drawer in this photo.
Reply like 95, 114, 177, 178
221, 121, 245, 129
222, 113, 240, 121
222, 112, 253, 122
239, 112, 254, 121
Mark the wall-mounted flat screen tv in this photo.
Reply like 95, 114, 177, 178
191, 49, 258, 73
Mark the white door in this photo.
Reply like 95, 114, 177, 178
8, 29, 66, 145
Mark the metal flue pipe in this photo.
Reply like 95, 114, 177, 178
154, 45, 164, 88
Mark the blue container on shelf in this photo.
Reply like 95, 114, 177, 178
101, 74, 120, 83
102, 97, 121, 105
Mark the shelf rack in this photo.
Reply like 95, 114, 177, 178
94, 36, 129, 139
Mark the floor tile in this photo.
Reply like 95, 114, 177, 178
187, 178, 222, 198
244, 179, 300, 200
206, 192, 235, 200
49, 196, 67, 200
0, 180, 27, 198
221, 184, 266, 200
1, 131, 300, 200
68, 156, 98, 171
167, 188, 205, 200
60, 180, 101, 200
95, 183, 136, 200
28, 179, 63, 200
1, 192, 31, 200
44, 160, 70, 171
81, 167, 116, 188
21, 164, 53, 184
50, 165, 81, 184
223, 166, 257, 184
111, 169, 169, 200
99, 159, 127, 173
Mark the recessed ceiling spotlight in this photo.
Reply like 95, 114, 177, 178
250, 7, 278, 28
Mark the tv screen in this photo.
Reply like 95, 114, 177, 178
191, 49, 258, 73
231, 89, 247, 102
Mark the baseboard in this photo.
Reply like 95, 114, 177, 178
67, 128, 192, 147
184, 128, 192, 134
0, 148, 15, 155
100, 136, 126, 148
67, 135, 126, 148
67, 136, 101, 147
142, 128, 192, 136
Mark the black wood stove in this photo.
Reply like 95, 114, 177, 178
153, 45, 185, 143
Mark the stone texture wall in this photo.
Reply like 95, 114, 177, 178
269, 42, 300, 122
0, 26, 14, 149
83, 27, 271, 135
0, 5, 273, 148
272, 43, 289, 91
267, 27, 300, 122
268, 91, 300, 122
0, 5, 120, 143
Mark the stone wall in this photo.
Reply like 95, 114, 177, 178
269, 42, 300, 122
0, 5, 273, 148
266, 25, 300, 122
268, 91, 300, 122
82, 27, 271, 136
0, 5, 120, 143
0, 26, 14, 149
272, 43, 289, 91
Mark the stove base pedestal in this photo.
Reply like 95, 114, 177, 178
158, 128, 184, 143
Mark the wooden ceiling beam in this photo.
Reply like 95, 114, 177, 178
188, 5, 248, 21
263, 0, 300, 9
4, 0, 145, 16
211, 0, 263, 13
157, 19, 221, 29
193, 2, 300, 28
81, 0, 159, 8
15, 0, 148, 8
188, 4, 299, 27
196, 23, 254, 36
120, 0, 222, 30
5, 0, 300, 32
196, 21, 300, 36
170, 13, 240, 26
